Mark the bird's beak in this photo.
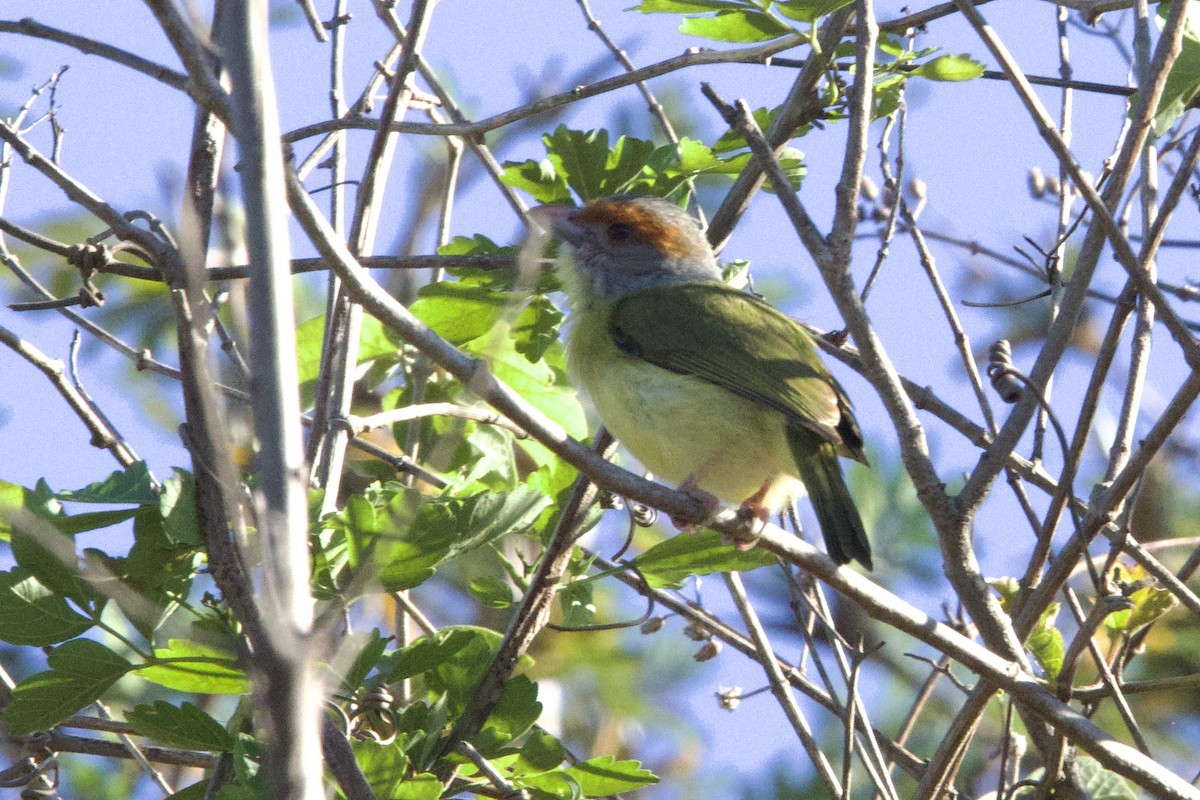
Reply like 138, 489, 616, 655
528, 204, 585, 245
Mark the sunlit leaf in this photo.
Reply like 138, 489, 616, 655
910, 53, 985, 82
136, 638, 248, 694
679, 9, 794, 42
565, 755, 659, 794
775, 0, 853, 23
629, 529, 777, 588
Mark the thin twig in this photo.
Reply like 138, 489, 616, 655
724, 572, 843, 796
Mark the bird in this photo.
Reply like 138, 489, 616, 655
532, 195, 872, 569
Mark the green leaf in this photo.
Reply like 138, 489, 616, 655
165, 780, 210, 800
381, 627, 484, 683
500, 158, 574, 204
459, 424, 518, 491
9, 509, 99, 604
0, 568, 93, 646
1150, 0, 1200, 133
518, 770, 582, 799
3, 639, 133, 735
159, 469, 200, 546
1123, 582, 1178, 630
513, 295, 564, 363
126, 701, 235, 752
535, 125, 657, 201
439, 233, 503, 257
105, 507, 199, 639
0, 480, 30, 541
910, 53, 985, 81
216, 785, 262, 800
775, 0, 853, 23
635, 0, 746, 11
351, 738, 410, 798
52, 508, 142, 535
393, 627, 530, 716
516, 729, 566, 774
565, 756, 659, 794
57, 462, 158, 505
393, 772, 441, 796
1073, 755, 1138, 800
1103, 564, 1179, 632
469, 576, 515, 608
393, 774, 444, 800
1026, 603, 1065, 681
295, 313, 398, 402
475, 331, 587, 443
543, 127, 610, 201
473, 674, 542, 753
557, 579, 595, 627
629, 529, 777, 588
409, 281, 519, 345
679, 10, 794, 42
360, 486, 550, 592
1010, 755, 1136, 800
342, 630, 389, 695
136, 638, 249, 694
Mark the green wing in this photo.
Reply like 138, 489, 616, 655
609, 282, 865, 461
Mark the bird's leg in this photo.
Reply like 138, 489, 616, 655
670, 475, 721, 531
727, 484, 773, 551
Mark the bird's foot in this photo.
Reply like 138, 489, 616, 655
726, 502, 769, 550
670, 476, 721, 532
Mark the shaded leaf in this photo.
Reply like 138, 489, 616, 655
557, 579, 595, 627
516, 729, 566, 774
159, 469, 200, 546
472, 674, 542, 753
127, 701, 235, 752
3, 639, 132, 734
469, 575, 515, 608
0, 568, 93, 646
57, 462, 157, 505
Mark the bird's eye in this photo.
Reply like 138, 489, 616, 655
607, 223, 633, 244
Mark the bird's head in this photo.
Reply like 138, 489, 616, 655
531, 196, 721, 308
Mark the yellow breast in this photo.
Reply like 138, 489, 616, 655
565, 305, 803, 510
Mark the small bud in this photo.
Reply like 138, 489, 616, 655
682, 621, 709, 641
860, 175, 879, 202
694, 640, 722, 662
907, 177, 927, 201
1028, 166, 1046, 198
716, 686, 742, 711
640, 616, 666, 635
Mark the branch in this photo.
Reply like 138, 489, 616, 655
0, 18, 189, 91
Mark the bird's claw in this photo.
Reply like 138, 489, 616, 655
726, 503, 768, 550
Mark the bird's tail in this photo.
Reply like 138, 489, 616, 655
787, 428, 873, 570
